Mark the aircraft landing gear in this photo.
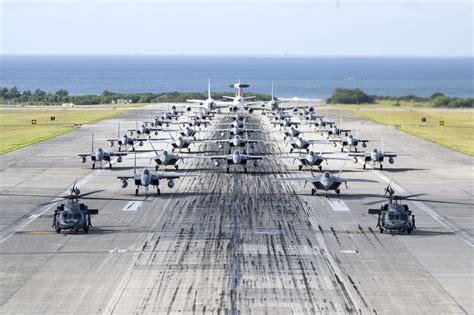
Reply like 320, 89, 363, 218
226, 166, 230, 173
155, 165, 159, 171
290, 149, 293, 153
341, 148, 344, 152
56, 227, 61, 234
135, 188, 139, 196
92, 163, 96, 169
354, 147, 358, 152
335, 189, 340, 194
318, 165, 322, 171
380, 164, 384, 170
311, 188, 316, 195
109, 163, 112, 169
157, 188, 161, 195
174, 165, 179, 170
84, 227, 89, 234
379, 228, 384, 233
363, 164, 366, 169
244, 167, 248, 173
298, 165, 303, 171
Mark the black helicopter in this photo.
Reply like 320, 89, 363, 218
52, 182, 100, 234
368, 184, 418, 234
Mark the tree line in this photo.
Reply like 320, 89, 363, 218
0, 87, 272, 105
327, 88, 473, 108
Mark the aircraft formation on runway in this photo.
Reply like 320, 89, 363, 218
59, 81, 420, 234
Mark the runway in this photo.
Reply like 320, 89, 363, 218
0, 103, 472, 314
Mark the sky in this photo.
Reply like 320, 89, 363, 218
0, 0, 472, 56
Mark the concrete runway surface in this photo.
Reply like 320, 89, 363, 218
0, 103, 472, 314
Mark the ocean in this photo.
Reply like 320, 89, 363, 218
0, 55, 472, 98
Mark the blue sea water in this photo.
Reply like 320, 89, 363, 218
0, 55, 472, 98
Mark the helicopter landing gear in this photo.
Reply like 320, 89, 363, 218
311, 188, 316, 195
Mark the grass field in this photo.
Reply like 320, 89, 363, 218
344, 107, 474, 156
0, 109, 126, 154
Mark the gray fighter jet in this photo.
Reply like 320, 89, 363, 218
350, 148, 398, 169
79, 134, 127, 169
194, 149, 263, 173
277, 170, 376, 196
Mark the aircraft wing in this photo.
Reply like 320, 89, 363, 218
276, 175, 322, 182
117, 175, 134, 180
343, 178, 378, 183
192, 155, 230, 160
307, 140, 331, 145
348, 152, 365, 157
110, 152, 128, 157
245, 155, 264, 160
383, 152, 398, 157
78, 153, 91, 157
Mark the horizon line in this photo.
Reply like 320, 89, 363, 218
1, 53, 473, 59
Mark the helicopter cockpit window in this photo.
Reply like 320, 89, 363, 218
74, 213, 82, 220
400, 213, 408, 220
388, 213, 396, 220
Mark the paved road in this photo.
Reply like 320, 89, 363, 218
0, 104, 472, 314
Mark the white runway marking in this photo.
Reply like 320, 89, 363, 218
327, 199, 351, 212
122, 201, 142, 211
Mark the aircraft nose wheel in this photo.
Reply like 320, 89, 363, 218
298, 165, 303, 171
335, 189, 340, 194
135, 188, 139, 196
157, 188, 161, 195
311, 188, 316, 195
363, 164, 366, 169
318, 165, 322, 171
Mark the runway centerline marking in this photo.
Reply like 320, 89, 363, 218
327, 199, 350, 212
122, 201, 142, 211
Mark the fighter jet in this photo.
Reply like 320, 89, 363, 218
79, 134, 127, 169
350, 148, 398, 169
127, 123, 162, 138
148, 141, 184, 170
287, 137, 329, 153
194, 149, 263, 173
153, 133, 208, 153
107, 123, 169, 151
330, 134, 371, 152
317, 123, 351, 138
205, 135, 276, 154
273, 117, 301, 129
277, 170, 376, 196
181, 116, 211, 129
117, 153, 195, 196
281, 151, 352, 171
282, 126, 302, 140
307, 117, 335, 128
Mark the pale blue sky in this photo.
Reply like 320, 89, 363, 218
1, 0, 472, 56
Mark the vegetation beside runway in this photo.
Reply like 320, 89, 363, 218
0, 109, 127, 154
343, 107, 474, 156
